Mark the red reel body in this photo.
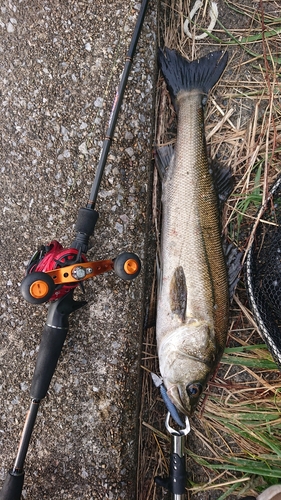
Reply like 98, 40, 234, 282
26, 240, 87, 301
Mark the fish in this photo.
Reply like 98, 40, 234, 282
156, 48, 231, 416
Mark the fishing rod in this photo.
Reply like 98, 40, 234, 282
0, 1, 149, 499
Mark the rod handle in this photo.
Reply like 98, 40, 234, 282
30, 324, 68, 400
30, 292, 86, 400
72, 208, 99, 252
0, 471, 24, 500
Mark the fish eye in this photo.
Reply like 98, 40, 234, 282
186, 383, 203, 398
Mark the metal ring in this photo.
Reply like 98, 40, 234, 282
165, 412, 191, 436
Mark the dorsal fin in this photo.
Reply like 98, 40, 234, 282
223, 242, 242, 301
210, 161, 233, 206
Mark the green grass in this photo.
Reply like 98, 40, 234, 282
185, 2, 281, 63
186, 343, 281, 496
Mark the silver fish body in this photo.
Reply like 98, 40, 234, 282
157, 49, 229, 416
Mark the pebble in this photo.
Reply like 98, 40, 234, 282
7, 22, 14, 33
94, 97, 104, 108
79, 122, 88, 130
78, 142, 88, 155
125, 131, 134, 140
115, 222, 123, 234
125, 147, 134, 157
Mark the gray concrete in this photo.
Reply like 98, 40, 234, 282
0, 1, 156, 498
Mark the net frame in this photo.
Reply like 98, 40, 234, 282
246, 175, 281, 368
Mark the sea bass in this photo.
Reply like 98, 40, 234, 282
156, 48, 229, 416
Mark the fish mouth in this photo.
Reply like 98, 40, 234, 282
167, 384, 192, 416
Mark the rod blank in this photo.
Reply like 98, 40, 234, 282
87, 0, 150, 209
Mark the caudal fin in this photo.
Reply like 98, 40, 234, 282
158, 48, 228, 101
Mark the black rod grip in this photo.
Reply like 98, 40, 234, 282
30, 324, 68, 400
72, 207, 99, 252
30, 292, 86, 400
75, 207, 99, 235
0, 471, 24, 500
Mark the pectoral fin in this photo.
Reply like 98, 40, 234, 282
170, 266, 187, 322
210, 161, 233, 205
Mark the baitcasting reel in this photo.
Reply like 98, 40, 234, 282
21, 240, 141, 304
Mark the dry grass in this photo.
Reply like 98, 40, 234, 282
138, 1, 281, 499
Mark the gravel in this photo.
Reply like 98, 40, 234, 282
0, 0, 157, 498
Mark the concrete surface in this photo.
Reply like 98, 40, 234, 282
0, 1, 157, 498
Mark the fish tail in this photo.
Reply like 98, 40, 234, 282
158, 48, 228, 101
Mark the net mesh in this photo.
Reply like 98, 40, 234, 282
246, 175, 281, 368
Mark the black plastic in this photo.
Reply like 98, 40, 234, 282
239, 497, 256, 500
30, 324, 68, 400
0, 470, 24, 500
113, 252, 141, 281
72, 208, 99, 253
30, 292, 86, 400
155, 453, 186, 495
46, 290, 87, 329
20, 272, 55, 304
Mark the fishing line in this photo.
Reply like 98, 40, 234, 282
151, 373, 185, 427
184, 0, 218, 40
